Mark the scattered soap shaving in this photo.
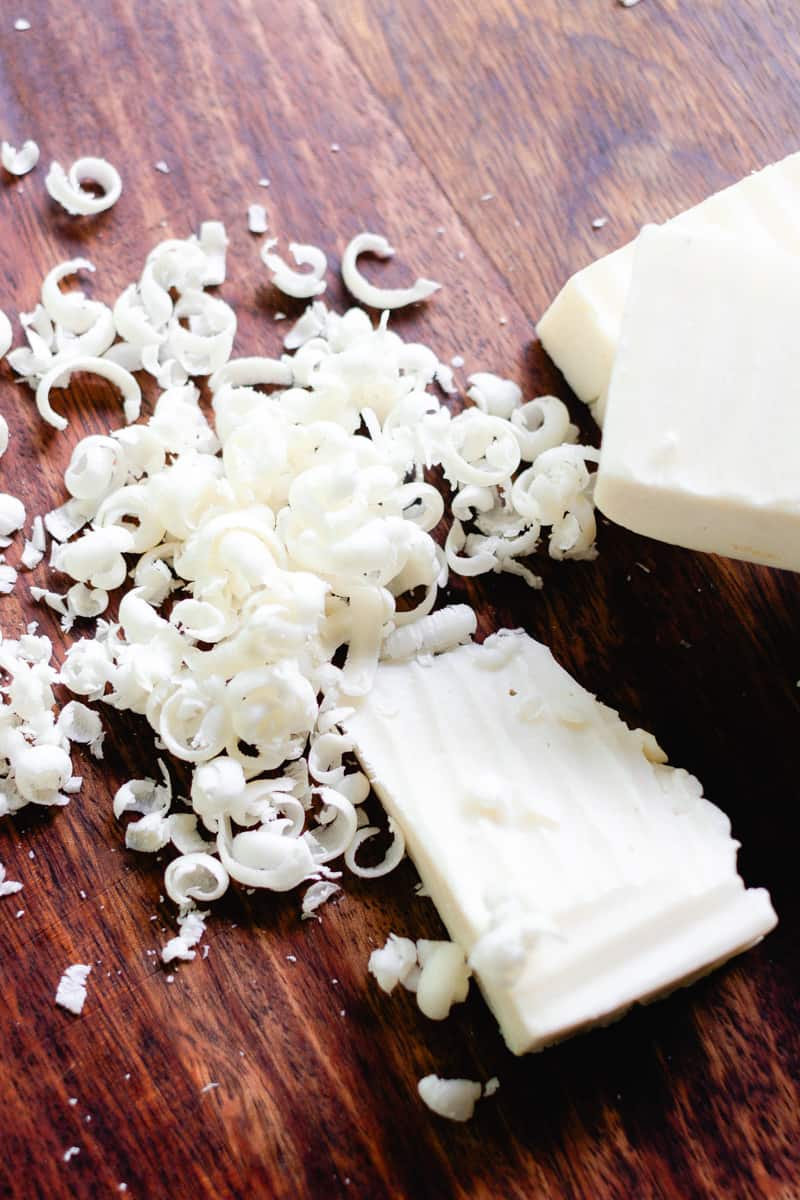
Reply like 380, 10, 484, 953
0, 863, 23, 897
45, 156, 122, 216
161, 907, 207, 963
368, 934, 418, 994
13, 18, 31, 31
417, 1075, 482, 1122
247, 204, 268, 234
592, 216, 608, 229
370, 933, 470, 1019
1, 139, 40, 176
154, 160, 170, 174
20, 514, 46, 569
62, 1146, 80, 1163
55, 964, 91, 1015
301, 880, 340, 920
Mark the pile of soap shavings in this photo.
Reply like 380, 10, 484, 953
2, 219, 598, 938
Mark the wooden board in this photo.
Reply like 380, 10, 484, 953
0, 1, 798, 1196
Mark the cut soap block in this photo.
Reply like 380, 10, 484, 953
596, 223, 800, 571
536, 150, 800, 423
344, 632, 776, 1055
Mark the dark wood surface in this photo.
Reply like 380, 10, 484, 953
0, 2, 798, 1197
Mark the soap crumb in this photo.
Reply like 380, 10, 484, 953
450, 355, 464, 368
247, 203, 268, 235
154, 160, 170, 174
484, 1076, 500, 1097
480, 193, 494, 202
14, 18, 31, 31
258, 177, 270, 188
55, 964, 91, 1016
63, 1147, 80, 1163
592, 216, 608, 229
330, 143, 340, 153
618, 0, 642, 6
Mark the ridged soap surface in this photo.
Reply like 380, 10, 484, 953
345, 632, 776, 1054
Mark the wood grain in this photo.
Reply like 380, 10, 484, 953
0, 1, 798, 1198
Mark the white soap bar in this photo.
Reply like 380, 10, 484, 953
344, 632, 776, 1054
596, 223, 800, 570
537, 151, 800, 423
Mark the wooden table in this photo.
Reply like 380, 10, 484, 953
1, 2, 798, 1196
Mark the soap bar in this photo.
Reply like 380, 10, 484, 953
596, 223, 800, 571
344, 631, 776, 1054
536, 151, 800, 423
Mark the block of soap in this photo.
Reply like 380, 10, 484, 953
596, 223, 800, 571
536, 151, 800, 423
344, 632, 776, 1054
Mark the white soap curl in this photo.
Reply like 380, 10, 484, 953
510, 395, 577, 462
382, 604, 476, 662
261, 241, 328, 299
66, 583, 109, 620
1, 139, 39, 176
216, 815, 317, 891
165, 852, 230, 907
45, 156, 122, 216
36, 355, 141, 431
344, 817, 405, 878
467, 372, 522, 420
12, 743, 72, 805
56, 701, 104, 753
301, 879, 341, 919
341, 233, 441, 309
41, 259, 104, 334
